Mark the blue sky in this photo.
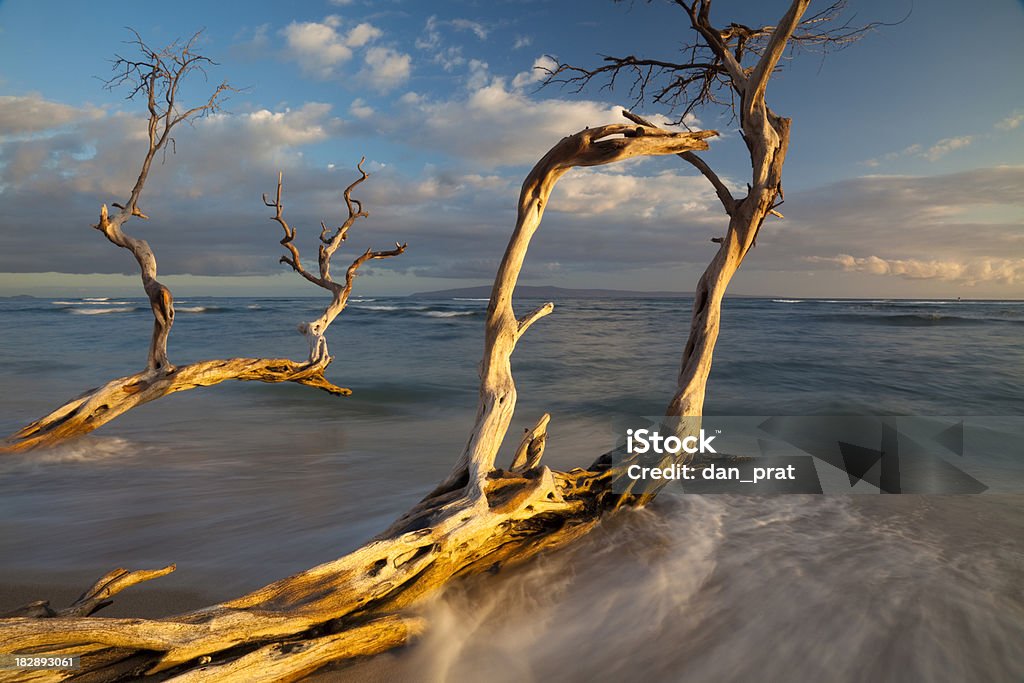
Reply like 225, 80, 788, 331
0, 0, 1021, 297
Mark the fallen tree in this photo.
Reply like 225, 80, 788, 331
0, 1, 873, 679
1, 34, 404, 453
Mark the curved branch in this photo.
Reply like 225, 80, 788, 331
548, 1, 883, 124
98, 31, 235, 373
0, 3, 831, 670
745, 0, 812, 116
437, 122, 715, 493
2, 566, 176, 619
2, 358, 348, 453
622, 109, 736, 214
516, 302, 554, 339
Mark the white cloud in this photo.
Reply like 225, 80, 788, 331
864, 133, 976, 166
449, 19, 488, 41
0, 94, 104, 135
432, 46, 465, 72
924, 136, 973, 162
513, 36, 532, 50
995, 112, 1023, 131
415, 15, 441, 50
551, 169, 722, 221
378, 83, 617, 167
377, 71, 703, 169
349, 98, 374, 119
512, 56, 558, 90
0, 94, 361, 276
466, 59, 490, 91
345, 22, 382, 48
362, 47, 412, 92
0, 97, 344, 199
204, 103, 339, 148
281, 17, 383, 79
808, 254, 1024, 286
282, 18, 352, 78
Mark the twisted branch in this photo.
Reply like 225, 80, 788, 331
98, 30, 234, 373
545, 0, 898, 124
263, 158, 407, 363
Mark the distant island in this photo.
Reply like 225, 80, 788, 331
409, 285, 706, 299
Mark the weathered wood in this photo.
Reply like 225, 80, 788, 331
0, 121, 712, 682
264, 160, 407, 364
432, 123, 715, 497
0, 3, 851, 678
1, 35, 403, 453
165, 616, 426, 683
1, 566, 175, 620
3, 159, 402, 454
2, 359, 346, 452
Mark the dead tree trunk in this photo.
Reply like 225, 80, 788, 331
0, 1, 867, 678
1, 160, 403, 454
0, 121, 715, 683
0, 33, 404, 453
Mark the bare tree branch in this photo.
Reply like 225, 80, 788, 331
0, 2, 887, 676
93, 29, 235, 373
0, 119, 714, 680
2, 42, 395, 454
545, 0, 901, 124
263, 159, 407, 364
622, 109, 736, 213
1, 566, 176, 619
435, 122, 715, 494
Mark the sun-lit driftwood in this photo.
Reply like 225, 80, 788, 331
0, 121, 714, 683
0, 2, 870, 678
1, 34, 403, 453
2, 566, 176, 619
544, 0, 871, 463
3, 358, 350, 452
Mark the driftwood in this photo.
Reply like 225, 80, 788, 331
0, 33, 403, 453
0, 2, 851, 679
0, 120, 715, 683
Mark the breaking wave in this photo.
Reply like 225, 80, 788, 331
69, 307, 136, 315
53, 300, 132, 306
177, 306, 223, 313
814, 312, 1020, 327
423, 311, 477, 318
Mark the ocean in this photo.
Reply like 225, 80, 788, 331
0, 295, 1021, 681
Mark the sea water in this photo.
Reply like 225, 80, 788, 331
0, 295, 1021, 680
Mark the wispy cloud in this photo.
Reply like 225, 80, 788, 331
923, 136, 974, 161
865, 110, 1023, 167
995, 111, 1023, 131
415, 15, 488, 71
449, 19, 489, 41
864, 135, 973, 166
808, 254, 1024, 285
